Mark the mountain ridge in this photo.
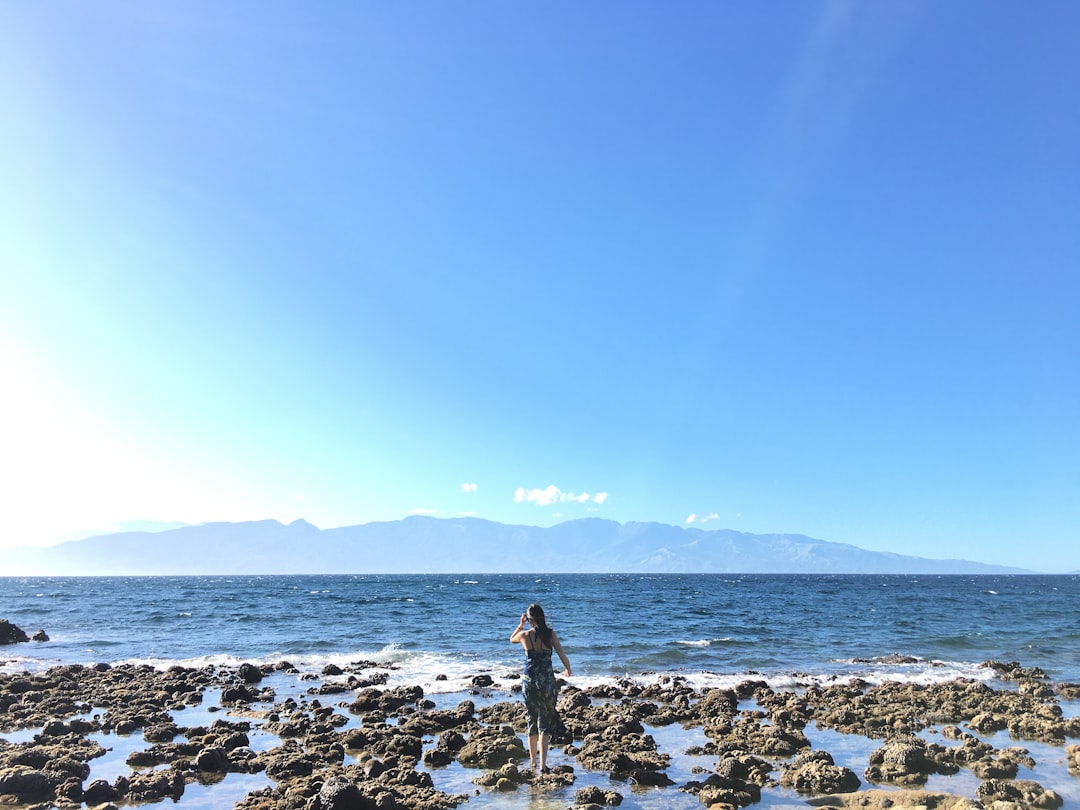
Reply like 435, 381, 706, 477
1, 516, 1032, 576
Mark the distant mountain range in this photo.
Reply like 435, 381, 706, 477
1, 516, 1031, 575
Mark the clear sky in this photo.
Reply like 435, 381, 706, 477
1, 2, 1078, 571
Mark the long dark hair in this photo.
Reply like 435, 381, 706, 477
527, 603, 553, 648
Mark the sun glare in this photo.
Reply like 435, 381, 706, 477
0, 344, 254, 549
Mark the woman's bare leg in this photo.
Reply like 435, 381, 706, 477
538, 732, 550, 771
527, 734, 538, 769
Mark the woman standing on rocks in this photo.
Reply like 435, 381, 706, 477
510, 602, 572, 774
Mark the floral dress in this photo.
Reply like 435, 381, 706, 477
522, 646, 559, 736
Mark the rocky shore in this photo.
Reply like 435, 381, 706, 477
1, 656, 1079, 809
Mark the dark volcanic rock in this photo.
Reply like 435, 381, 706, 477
1068, 744, 1080, 778
976, 778, 1063, 809
682, 773, 762, 808
782, 750, 860, 795
82, 778, 121, 805
473, 762, 533, 791
576, 785, 623, 805
0, 620, 30, 645
805, 789, 981, 809
124, 767, 186, 803
314, 775, 372, 810
238, 662, 265, 683
457, 725, 527, 769
865, 736, 942, 786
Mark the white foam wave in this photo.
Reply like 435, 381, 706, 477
6, 646, 1002, 701
0, 655, 46, 675
104, 645, 519, 696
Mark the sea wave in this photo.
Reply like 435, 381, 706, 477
675, 637, 736, 647
0, 646, 1016, 700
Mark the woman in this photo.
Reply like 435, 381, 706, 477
510, 602, 572, 773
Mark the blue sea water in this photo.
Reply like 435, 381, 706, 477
3, 574, 1080, 810
3, 573, 1079, 687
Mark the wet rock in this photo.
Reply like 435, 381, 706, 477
124, 767, 186, 803
476, 700, 522, 728
340, 728, 370, 751
734, 679, 768, 699
968, 711, 1008, 733
577, 725, 671, 783
576, 784, 623, 805
457, 725, 526, 768
976, 778, 1063, 809
54, 774, 83, 803
853, 654, 921, 666
0, 735, 96, 805
714, 752, 774, 785
0, 620, 30, 645
196, 746, 230, 773
682, 773, 762, 808
982, 661, 1048, 681
473, 762, 530, 790
144, 721, 181, 742
227, 746, 263, 774
348, 685, 424, 717
1067, 744, 1080, 778
30, 630, 49, 643
1019, 679, 1056, 700
239, 663, 265, 683
364, 730, 422, 765
706, 710, 809, 757
628, 769, 674, 787
423, 747, 454, 767
127, 744, 178, 767
941, 728, 1033, 780
805, 789, 981, 810
222, 684, 258, 704
397, 703, 476, 737
354, 752, 386, 779
82, 778, 121, 805
0, 764, 54, 803
420, 727, 468, 768
1007, 710, 1080, 744
864, 736, 940, 786
695, 688, 739, 722
260, 740, 321, 780
313, 775, 371, 810
786, 760, 859, 799
1055, 682, 1080, 700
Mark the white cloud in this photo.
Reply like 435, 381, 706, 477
514, 485, 610, 507
515, 485, 559, 505
460, 482, 478, 493
686, 512, 720, 525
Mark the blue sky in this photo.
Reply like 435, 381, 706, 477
2, 2, 1078, 571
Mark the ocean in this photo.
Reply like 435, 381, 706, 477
2, 573, 1080, 808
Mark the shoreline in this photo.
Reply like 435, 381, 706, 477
2, 658, 1080, 809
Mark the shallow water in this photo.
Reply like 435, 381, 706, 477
6, 674, 1079, 810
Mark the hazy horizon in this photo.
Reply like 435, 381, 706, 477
2, 514, 1046, 576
